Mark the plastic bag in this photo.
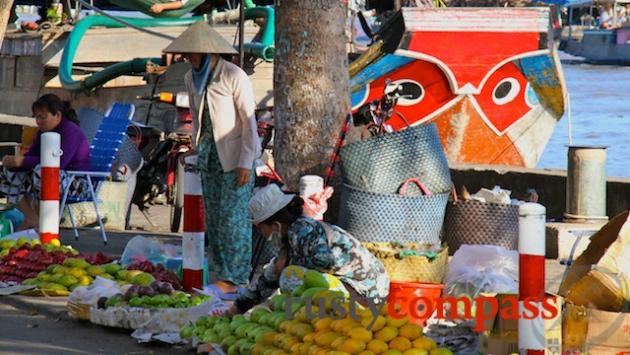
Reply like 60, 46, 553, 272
69, 276, 123, 305
443, 245, 518, 318
444, 245, 518, 298
120, 236, 181, 268
0, 228, 38, 242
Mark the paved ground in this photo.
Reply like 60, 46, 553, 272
0, 205, 570, 354
1, 210, 189, 355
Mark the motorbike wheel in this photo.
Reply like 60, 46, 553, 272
170, 158, 185, 233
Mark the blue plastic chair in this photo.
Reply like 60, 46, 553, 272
59, 103, 135, 244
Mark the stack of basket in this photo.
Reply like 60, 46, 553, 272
337, 123, 452, 285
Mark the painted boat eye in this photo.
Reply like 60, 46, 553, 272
392, 80, 424, 106
492, 78, 520, 105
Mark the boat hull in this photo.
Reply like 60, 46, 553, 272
564, 29, 630, 65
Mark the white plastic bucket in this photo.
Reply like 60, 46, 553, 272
299, 175, 324, 198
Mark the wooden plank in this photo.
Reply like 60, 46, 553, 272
402, 7, 550, 33
0, 113, 37, 127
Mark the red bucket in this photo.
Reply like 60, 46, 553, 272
387, 281, 444, 326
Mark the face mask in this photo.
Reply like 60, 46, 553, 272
267, 222, 284, 248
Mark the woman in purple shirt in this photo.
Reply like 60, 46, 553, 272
0, 94, 91, 230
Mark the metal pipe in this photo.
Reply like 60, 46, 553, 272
59, 15, 200, 92
245, 6, 275, 46
565, 146, 608, 223
243, 42, 275, 62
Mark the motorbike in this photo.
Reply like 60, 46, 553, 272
129, 91, 193, 232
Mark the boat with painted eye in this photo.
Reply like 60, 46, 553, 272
349, 7, 567, 168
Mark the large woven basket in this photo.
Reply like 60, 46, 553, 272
340, 123, 452, 195
442, 199, 519, 255
365, 242, 448, 283
338, 180, 449, 244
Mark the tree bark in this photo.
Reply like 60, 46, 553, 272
273, 0, 350, 191
0, 0, 14, 48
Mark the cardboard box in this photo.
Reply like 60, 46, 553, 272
559, 211, 630, 313
563, 303, 630, 354
478, 293, 563, 354
479, 332, 518, 355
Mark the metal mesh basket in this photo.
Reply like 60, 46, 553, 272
338, 183, 449, 244
442, 199, 519, 255
340, 123, 452, 194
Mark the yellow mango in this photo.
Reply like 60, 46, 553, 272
385, 315, 408, 328
303, 333, 316, 343
314, 331, 342, 348
338, 339, 366, 354
366, 339, 388, 354
389, 337, 411, 352
314, 318, 333, 332
333, 319, 356, 333
290, 343, 302, 354
411, 337, 436, 351
263, 332, 279, 346
374, 327, 398, 342
348, 327, 373, 343
398, 324, 422, 341
331, 336, 349, 350
403, 350, 428, 355
361, 316, 386, 332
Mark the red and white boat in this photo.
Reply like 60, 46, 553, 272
350, 7, 567, 167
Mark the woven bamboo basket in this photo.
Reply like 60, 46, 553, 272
365, 242, 449, 283
67, 301, 91, 320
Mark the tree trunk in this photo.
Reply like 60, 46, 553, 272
0, 0, 14, 48
273, 0, 349, 191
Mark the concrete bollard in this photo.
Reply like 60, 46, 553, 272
182, 155, 205, 291
518, 202, 546, 354
565, 145, 607, 223
40, 132, 62, 244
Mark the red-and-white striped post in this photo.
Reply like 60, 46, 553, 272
40, 132, 62, 244
518, 202, 546, 354
182, 155, 205, 291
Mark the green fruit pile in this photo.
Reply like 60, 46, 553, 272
98, 283, 212, 310
0, 238, 77, 257
180, 314, 276, 355
180, 269, 455, 355
21, 260, 127, 293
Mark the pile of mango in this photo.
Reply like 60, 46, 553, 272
181, 269, 454, 355
21, 259, 135, 293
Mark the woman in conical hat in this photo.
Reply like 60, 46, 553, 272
165, 21, 261, 299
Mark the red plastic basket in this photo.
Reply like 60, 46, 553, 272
387, 281, 444, 326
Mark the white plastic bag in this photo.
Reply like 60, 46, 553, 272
443, 245, 518, 318
120, 235, 181, 267
69, 276, 123, 305
444, 245, 519, 297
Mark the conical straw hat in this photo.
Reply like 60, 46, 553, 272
163, 21, 237, 54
